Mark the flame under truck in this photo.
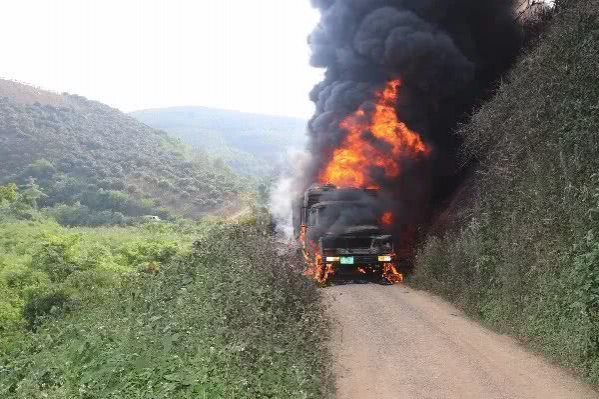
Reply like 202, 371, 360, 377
298, 184, 403, 284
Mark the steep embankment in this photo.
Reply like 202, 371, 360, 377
0, 80, 245, 221
414, 0, 599, 383
131, 106, 306, 177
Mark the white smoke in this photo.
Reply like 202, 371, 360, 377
269, 149, 312, 239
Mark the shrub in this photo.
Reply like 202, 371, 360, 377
0, 283, 24, 334
3, 267, 50, 295
0, 183, 18, 203
22, 287, 71, 330
30, 236, 81, 282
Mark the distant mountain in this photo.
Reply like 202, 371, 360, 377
131, 106, 307, 176
0, 79, 245, 222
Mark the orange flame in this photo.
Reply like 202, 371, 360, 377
381, 212, 393, 226
300, 225, 314, 276
383, 263, 404, 284
302, 79, 424, 285
319, 79, 429, 189
300, 224, 333, 284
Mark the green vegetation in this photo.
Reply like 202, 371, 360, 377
0, 82, 329, 397
0, 81, 249, 222
131, 106, 306, 177
0, 216, 329, 398
413, 0, 599, 383
0, 214, 202, 345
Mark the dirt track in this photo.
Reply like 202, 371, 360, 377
325, 284, 599, 399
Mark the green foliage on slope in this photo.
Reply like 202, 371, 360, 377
0, 221, 329, 398
131, 106, 306, 177
0, 83, 328, 397
413, 0, 599, 383
0, 217, 202, 346
0, 84, 248, 221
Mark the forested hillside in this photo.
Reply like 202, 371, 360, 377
0, 80, 247, 224
131, 106, 306, 177
0, 80, 329, 397
414, 0, 599, 384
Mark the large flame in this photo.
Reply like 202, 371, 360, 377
303, 79, 426, 285
319, 79, 429, 188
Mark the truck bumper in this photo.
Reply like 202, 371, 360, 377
323, 255, 393, 267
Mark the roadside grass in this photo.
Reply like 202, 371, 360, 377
412, 0, 599, 384
0, 218, 207, 348
0, 222, 331, 398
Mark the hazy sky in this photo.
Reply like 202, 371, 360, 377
0, 1, 323, 118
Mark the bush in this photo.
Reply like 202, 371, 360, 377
31, 236, 81, 283
0, 183, 18, 203
0, 283, 23, 334
3, 267, 51, 294
119, 240, 180, 268
22, 288, 70, 330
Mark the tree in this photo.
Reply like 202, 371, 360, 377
0, 183, 18, 204
23, 159, 56, 180
20, 178, 47, 209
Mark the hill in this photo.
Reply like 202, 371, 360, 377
0, 84, 329, 398
413, 0, 599, 383
131, 106, 307, 177
0, 79, 246, 224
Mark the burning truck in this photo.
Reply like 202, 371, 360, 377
296, 1, 522, 284
297, 184, 404, 284
295, 79, 428, 285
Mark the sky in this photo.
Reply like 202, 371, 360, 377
0, 0, 323, 118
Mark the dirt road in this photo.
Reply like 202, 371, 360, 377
325, 284, 599, 399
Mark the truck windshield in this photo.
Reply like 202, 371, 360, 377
318, 203, 378, 227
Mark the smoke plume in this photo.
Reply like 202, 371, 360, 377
270, 149, 312, 238
302, 0, 523, 229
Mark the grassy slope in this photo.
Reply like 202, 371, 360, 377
0, 219, 330, 398
413, 0, 599, 382
131, 106, 306, 177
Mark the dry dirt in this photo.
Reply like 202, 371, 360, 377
324, 284, 599, 399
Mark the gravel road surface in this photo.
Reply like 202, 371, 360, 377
325, 284, 599, 399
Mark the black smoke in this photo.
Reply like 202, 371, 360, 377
304, 187, 383, 240
305, 0, 523, 228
